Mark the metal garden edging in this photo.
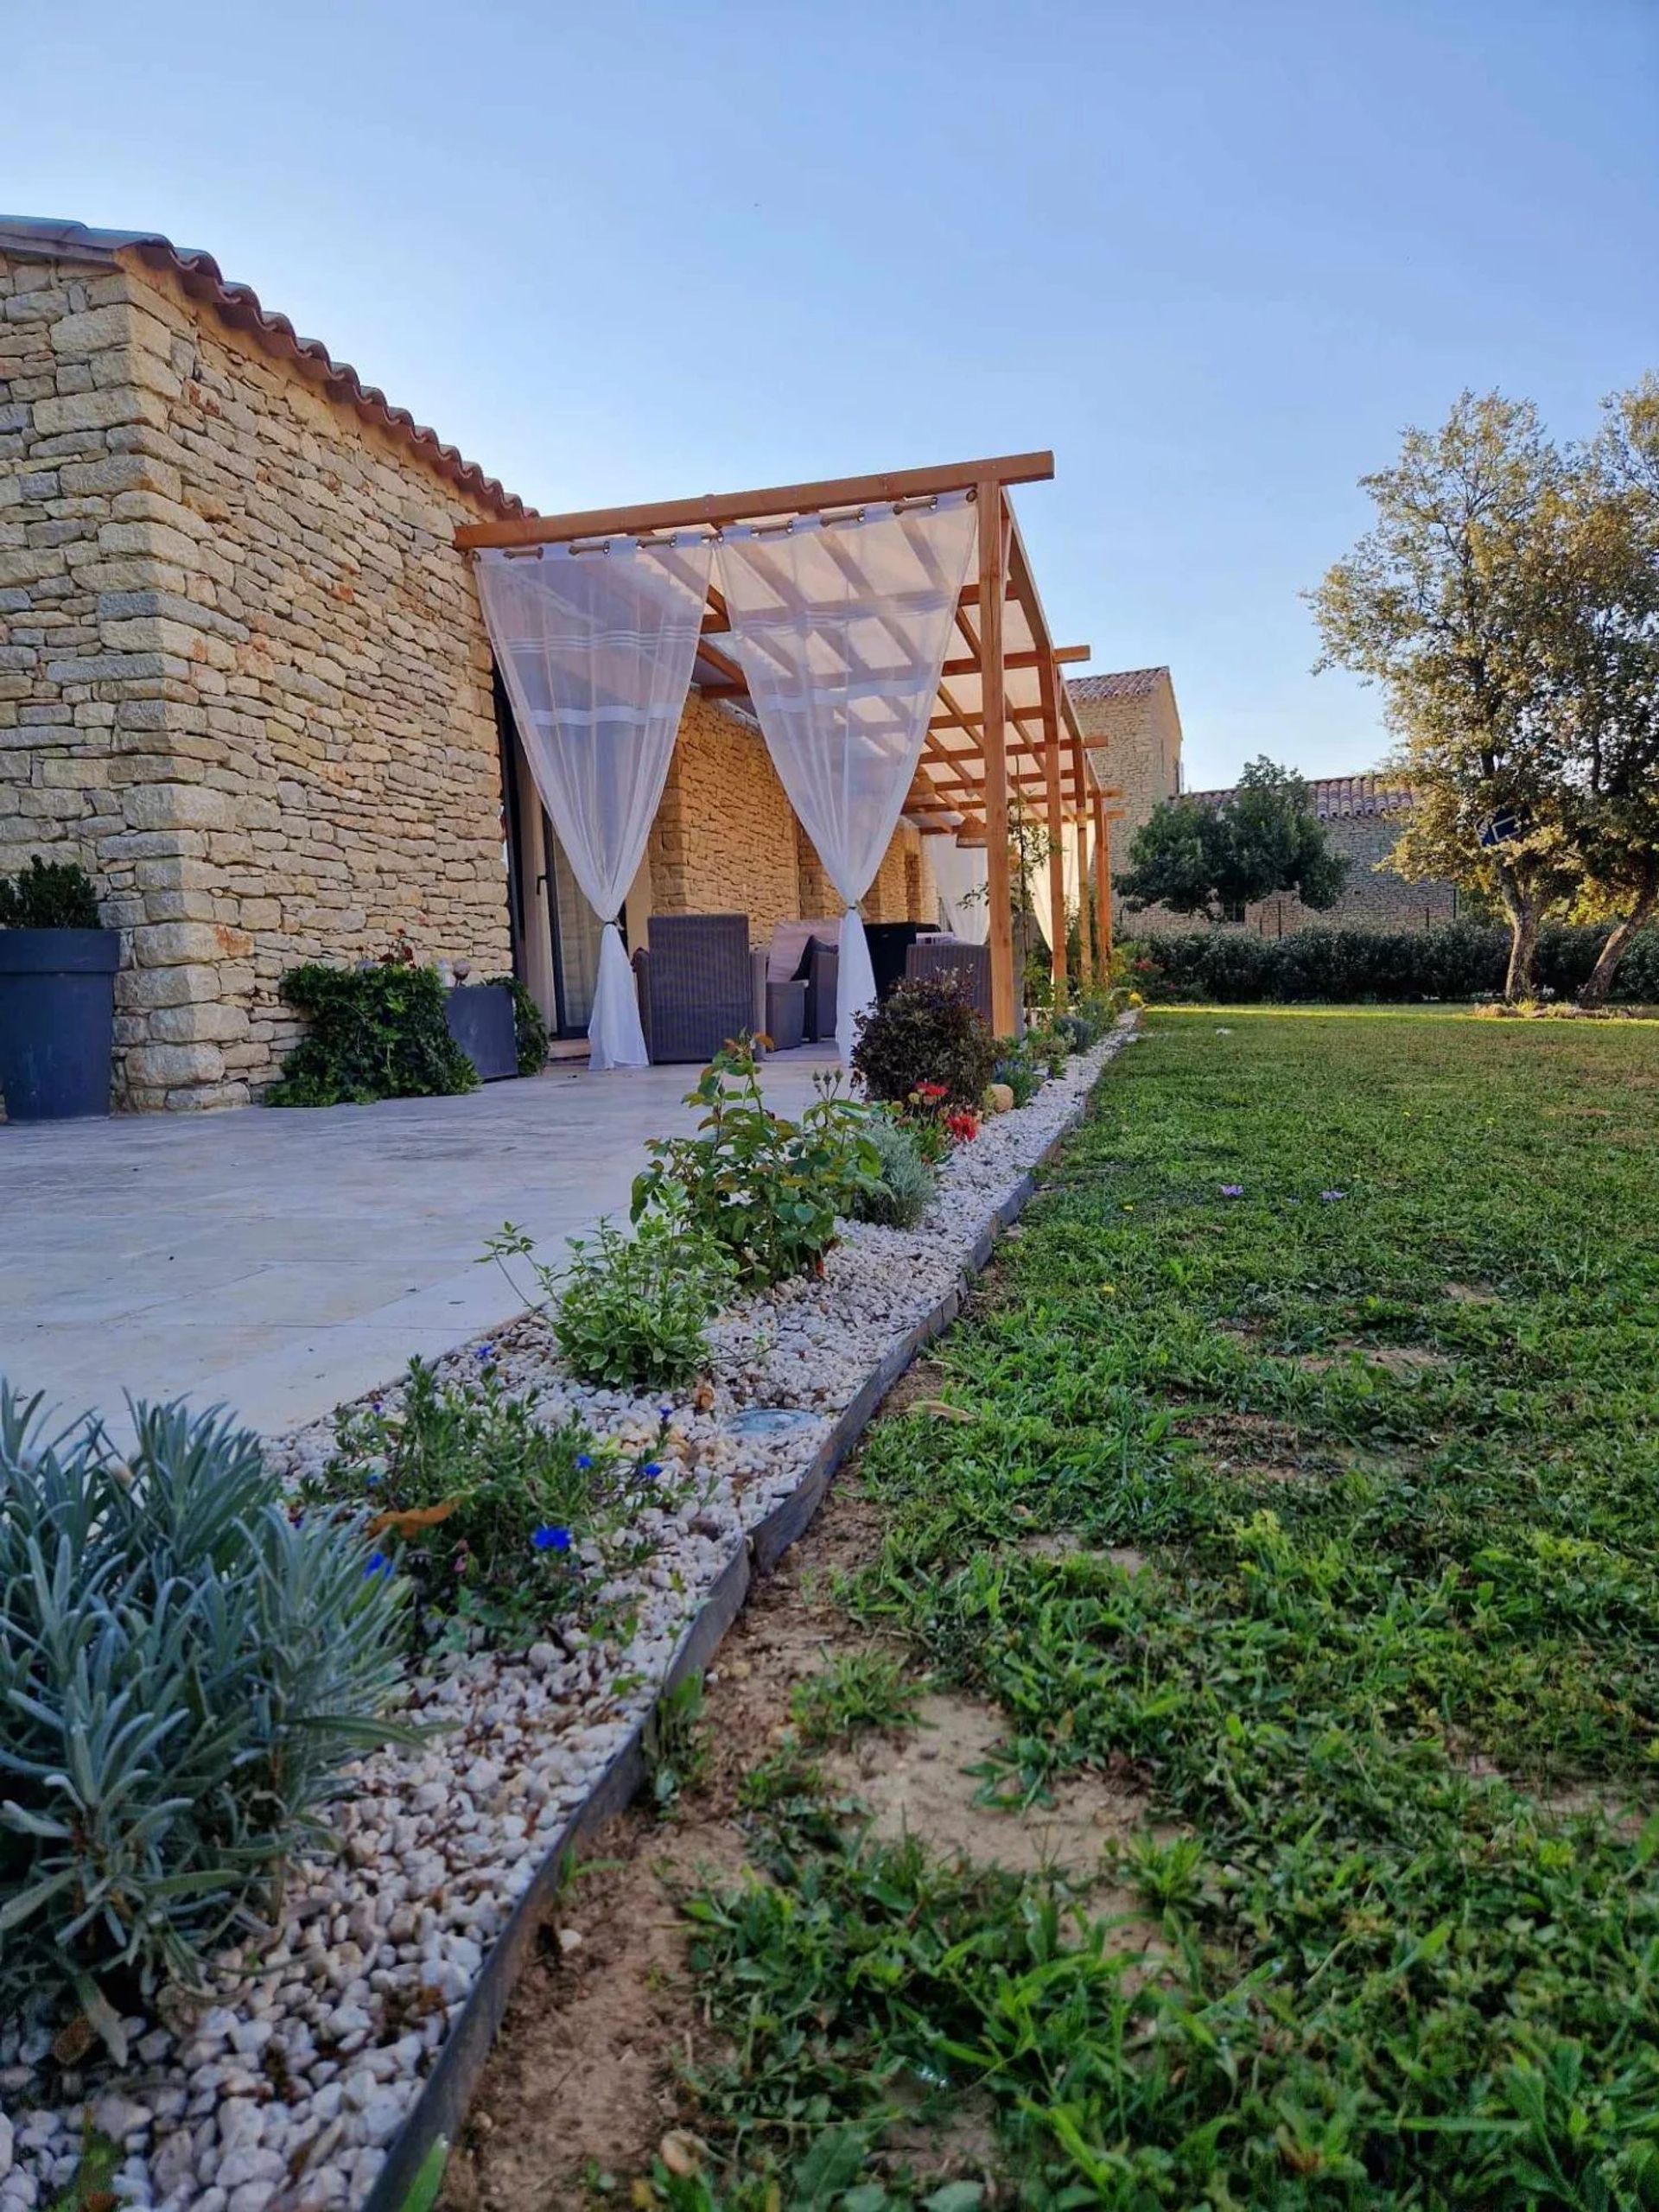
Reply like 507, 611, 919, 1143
362, 1028, 1129, 2210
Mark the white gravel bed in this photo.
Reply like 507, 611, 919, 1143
0, 1021, 1133, 2212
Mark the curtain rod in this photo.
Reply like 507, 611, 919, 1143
487, 488, 961, 562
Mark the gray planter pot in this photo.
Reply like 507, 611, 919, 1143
0, 928, 120, 1120
443, 981, 518, 1081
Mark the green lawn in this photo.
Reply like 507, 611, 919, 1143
668, 1010, 1659, 2209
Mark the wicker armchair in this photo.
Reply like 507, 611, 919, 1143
765, 920, 841, 1045
905, 936, 994, 1027
804, 939, 839, 1043
632, 913, 758, 1065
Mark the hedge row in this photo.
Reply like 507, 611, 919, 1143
1124, 923, 1659, 1005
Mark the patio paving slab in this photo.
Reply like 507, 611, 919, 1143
0, 1047, 838, 1438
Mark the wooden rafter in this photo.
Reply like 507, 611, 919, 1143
455, 450, 1055, 552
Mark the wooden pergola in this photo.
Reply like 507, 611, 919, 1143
456, 450, 1122, 1033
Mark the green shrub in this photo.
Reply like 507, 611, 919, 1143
306, 1355, 666, 1651
632, 1044, 880, 1287
0, 855, 100, 930
850, 978, 998, 1110
1054, 1009, 1102, 1052
0, 1387, 407, 2043
1124, 923, 1659, 1006
492, 973, 550, 1077
266, 960, 480, 1107
484, 1196, 738, 1390
849, 1112, 936, 1230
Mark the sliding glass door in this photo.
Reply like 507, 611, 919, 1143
542, 812, 605, 1037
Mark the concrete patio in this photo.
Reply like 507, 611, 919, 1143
0, 1047, 838, 1439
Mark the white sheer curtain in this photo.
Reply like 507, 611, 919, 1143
476, 538, 713, 1070
717, 495, 978, 1061
1025, 812, 1087, 953
928, 834, 989, 944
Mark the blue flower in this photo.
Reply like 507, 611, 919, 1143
640, 1462, 663, 1480
1219, 1185, 1244, 1199
363, 1551, 392, 1580
365, 1471, 382, 1486
475, 1343, 495, 1363
532, 1524, 572, 1554
658, 1405, 674, 1421
575, 1452, 593, 1471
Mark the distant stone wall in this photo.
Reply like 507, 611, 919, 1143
1128, 804, 1460, 938
0, 245, 512, 1109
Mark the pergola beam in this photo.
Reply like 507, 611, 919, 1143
455, 450, 1054, 551
978, 479, 1015, 1036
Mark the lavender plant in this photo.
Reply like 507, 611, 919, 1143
0, 1387, 409, 2050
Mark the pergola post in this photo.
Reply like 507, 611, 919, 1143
1039, 651, 1066, 999
978, 479, 1016, 1036
1093, 793, 1114, 970
1074, 813, 1092, 983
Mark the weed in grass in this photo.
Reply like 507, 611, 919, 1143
788, 1651, 925, 1748
645, 1673, 711, 1813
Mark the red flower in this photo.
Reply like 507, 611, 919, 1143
944, 1108, 980, 1143
913, 1080, 949, 1103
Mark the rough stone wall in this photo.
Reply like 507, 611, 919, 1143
646, 693, 934, 940
1073, 682, 1181, 851
867, 832, 911, 923
1126, 804, 1460, 938
647, 694, 823, 938
0, 245, 512, 1109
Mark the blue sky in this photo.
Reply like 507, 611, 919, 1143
10, 0, 1656, 787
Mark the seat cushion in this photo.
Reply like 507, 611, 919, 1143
768, 918, 826, 983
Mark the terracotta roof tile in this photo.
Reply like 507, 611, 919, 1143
1067, 666, 1169, 702
0, 216, 527, 519
1185, 772, 1413, 820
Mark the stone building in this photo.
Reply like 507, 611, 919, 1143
1135, 774, 1460, 937
0, 218, 935, 1109
1068, 665, 1183, 849
1064, 664, 1458, 937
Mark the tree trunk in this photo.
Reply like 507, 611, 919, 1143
1503, 893, 1541, 1002
1578, 881, 1658, 1009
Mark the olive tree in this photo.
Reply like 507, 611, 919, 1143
1312, 384, 1659, 1003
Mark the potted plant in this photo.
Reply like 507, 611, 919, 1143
0, 856, 120, 1120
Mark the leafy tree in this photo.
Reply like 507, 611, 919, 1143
1311, 385, 1659, 1002
1551, 378, 1659, 1005
1115, 757, 1347, 923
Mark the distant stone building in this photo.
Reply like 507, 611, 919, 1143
1062, 663, 1458, 937
1068, 666, 1182, 852
1141, 775, 1461, 937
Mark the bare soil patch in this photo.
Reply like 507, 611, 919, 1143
440, 1808, 751, 2210
1020, 1530, 1148, 1573
1297, 1343, 1450, 1376
823, 1690, 1152, 1879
